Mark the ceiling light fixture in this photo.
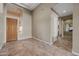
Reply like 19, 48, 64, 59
63, 10, 67, 13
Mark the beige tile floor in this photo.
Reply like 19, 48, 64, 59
0, 37, 74, 56
54, 36, 72, 52
54, 32, 72, 52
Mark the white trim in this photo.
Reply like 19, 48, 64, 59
0, 42, 6, 50
33, 36, 52, 46
5, 4, 21, 43
4, 4, 7, 44
72, 51, 79, 56
0, 44, 3, 49
5, 16, 19, 42
0, 46, 2, 49
6, 15, 19, 19
18, 36, 32, 40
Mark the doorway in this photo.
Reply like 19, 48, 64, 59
6, 17, 17, 42
54, 15, 73, 52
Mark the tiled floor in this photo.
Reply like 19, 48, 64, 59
54, 36, 72, 52
0, 37, 74, 56
54, 32, 72, 52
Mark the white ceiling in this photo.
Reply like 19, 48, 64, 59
52, 3, 73, 17
16, 3, 73, 17
16, 3, 40, 10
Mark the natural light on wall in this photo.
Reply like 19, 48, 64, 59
19, 25, 22, 33
53, 14, 58, 38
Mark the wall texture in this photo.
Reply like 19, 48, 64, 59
32, 4, 51, 44
58, 18, 62, 36
72, 4, 79, 55
18, 9, 32, 40
0, 4, 3, 13
32, 4, 58, 45
50, 10, 58, 43
0, 3, 5, 49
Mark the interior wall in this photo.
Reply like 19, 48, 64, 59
0, 3, 5, 49
59, 20, 64, 38
32, 4, 52, 44
58, 18, 62, 36
72, 4, 79, 55
0, 4, 3, 13
18, 8, 32, 40
50, 10, 59, 43
32, 3, 58, 45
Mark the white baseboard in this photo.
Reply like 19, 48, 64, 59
33, 37, 52, 46
0, 46, 2, 49
0, 43, 3, 49
72, 51, 79, 56
18, 36, 32, 40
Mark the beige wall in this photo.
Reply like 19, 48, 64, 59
59, 18, 62, 36
0, 4, 3, 14
72, 4, 79, 55
32, 4, 58, 45
50, 10, 59, 43
6, 4, 22, 17
0, 3, 5, 49
32, 4, 51, 44
18, 8, 32, 40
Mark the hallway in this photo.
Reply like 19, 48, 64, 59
0, 3, 79, 56
54, 32, 72, 52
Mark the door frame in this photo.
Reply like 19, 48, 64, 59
6, 16, 19, 42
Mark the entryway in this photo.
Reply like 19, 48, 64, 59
53, 15, 73, 52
